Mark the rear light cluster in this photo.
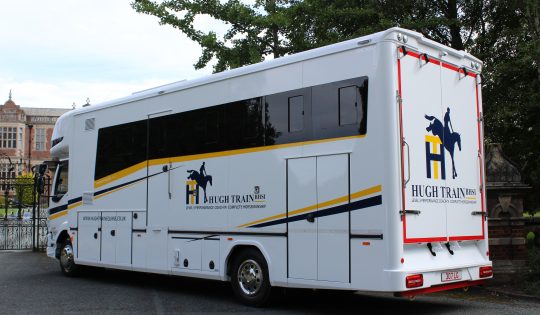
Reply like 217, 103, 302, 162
406, 274, 423, 288
479, 266, 493, 278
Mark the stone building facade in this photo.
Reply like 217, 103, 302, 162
0, 92, 70, 177
485, 143, 532, 282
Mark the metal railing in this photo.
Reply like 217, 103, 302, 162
0, 176, 50, 251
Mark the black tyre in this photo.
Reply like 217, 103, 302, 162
59, 239, 79, 277
230, 248, 271, 307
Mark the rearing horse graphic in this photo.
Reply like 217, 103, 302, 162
187, 162, 213, 200
424, 107, 462, 179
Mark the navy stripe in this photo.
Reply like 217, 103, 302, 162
49, 196, 82, 215
168, 230, 286, 237
94, 177, 145, 197
350, 234, 383, 239
50, 169, 171, 216
48, 204, 68, 215
251, 195, 382, 228
94, 169, 169, 197
69, 196, 82, 205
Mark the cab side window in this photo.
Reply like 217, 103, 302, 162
53, 161, 69, 202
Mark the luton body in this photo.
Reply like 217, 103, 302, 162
44, 27, 492, 306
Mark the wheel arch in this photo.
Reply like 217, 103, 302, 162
55, 229, 70, 259
224, 242, 271, 279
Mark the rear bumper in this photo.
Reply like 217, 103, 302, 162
384, 264, 492, 294
396, 280, 484, 297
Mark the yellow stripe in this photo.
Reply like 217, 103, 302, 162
94, 182, 139, 201
94, 135, 365, 189
237, 184, 382, 228
48, 209, 68, 220
350, 185, 382, 200
49, 181, 141, 220
94, 161, 147, 188
67, 201, 83, 210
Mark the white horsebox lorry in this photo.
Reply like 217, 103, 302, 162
44, 27, 492, 306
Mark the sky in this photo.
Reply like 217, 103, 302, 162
0, 0, 224, 109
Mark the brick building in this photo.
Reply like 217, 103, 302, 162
0, 91, 70, 178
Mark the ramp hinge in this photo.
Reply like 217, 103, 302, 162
472, 211, 487, 221
427, 243, 437, 256
478, 114, 483, 123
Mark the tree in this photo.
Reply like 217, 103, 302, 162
474, 0, 540, 213
131, 0, 389, 72
132, 0, 290, 72
15, 173, 35, 218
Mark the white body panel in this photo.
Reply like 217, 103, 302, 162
46, 27, 491, 295
288, 157, 318, 280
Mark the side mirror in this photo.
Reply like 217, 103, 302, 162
37, 177, 45, 195
38, 164, 47, 176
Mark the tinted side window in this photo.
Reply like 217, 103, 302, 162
265, 88, 311, 145
312, 77, 368, 140
222, 98, 263, 150
242, 98, 263, 146
206, 109, 219, 144
148, 98, 262, 162
95, 119, 147, 180
339, 85, 359, 126
288, 95, 304, 132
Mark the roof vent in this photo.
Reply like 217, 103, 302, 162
85, 118, 95, 131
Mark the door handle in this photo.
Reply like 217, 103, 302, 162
403, 139, 411, 187
110, 230, 116, 237
306, 213, 315, 223
93, 233, 98, 239
168, 162, 172, 199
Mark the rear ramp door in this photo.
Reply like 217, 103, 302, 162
398, 49, 484, 243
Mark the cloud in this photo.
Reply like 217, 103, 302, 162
0, 77, 178, 109
0, 0, 222, 108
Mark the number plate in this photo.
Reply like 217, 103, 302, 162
441, 270, 462, 282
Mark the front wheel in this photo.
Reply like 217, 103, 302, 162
230, 249, 271, 307
59, 240, 79, 276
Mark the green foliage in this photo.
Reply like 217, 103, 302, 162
527, 231, 536, 244
523, 245, 540, 296
475, 0, 540, 214
15, 173, 35, 207
132, 0, 540, 212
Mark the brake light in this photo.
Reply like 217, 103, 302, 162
479, 266, 493, 278
406, 274, 423, 288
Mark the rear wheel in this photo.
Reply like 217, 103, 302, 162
230, 248, 271, 307
59, 240, 78, 276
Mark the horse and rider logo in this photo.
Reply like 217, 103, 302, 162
186, 162, 213, 204
424, 107, 461, 180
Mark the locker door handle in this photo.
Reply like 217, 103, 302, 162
306, 213, 315, 223
110, 230, 116, 237
403, 140, 411, 187
93, 233, 98, 239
